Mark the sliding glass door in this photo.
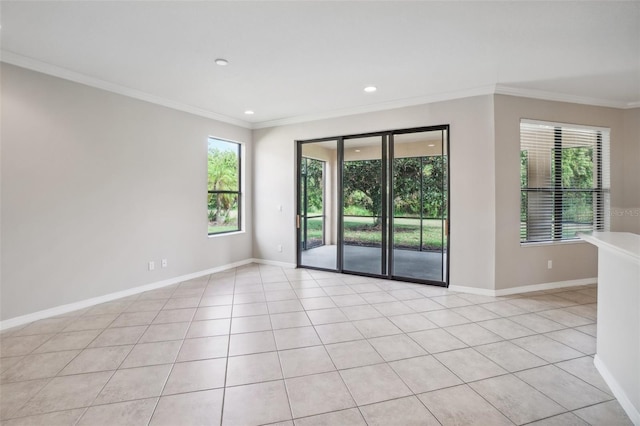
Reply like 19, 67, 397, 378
297, 126, 449, 286
342, 135, 386, 276
298, 139, 339, 270
390, 129, 448, 282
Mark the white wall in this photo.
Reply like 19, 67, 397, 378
493, 95, 632, 290
1, 64, 253, 320
3, 63, 636, 322
619, 108, 640, 233
253, 95, 497, 290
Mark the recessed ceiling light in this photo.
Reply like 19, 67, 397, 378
215, 58, 229, 66
428, 144, 435, 147
244, 110, 254, 115
355, 149, 361, 153
364, 86, 377, 93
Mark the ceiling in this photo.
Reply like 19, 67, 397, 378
1, 1, 638, 129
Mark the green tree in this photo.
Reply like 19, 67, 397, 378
343, 160, 382, 224
422, 156, 446, 218
561, 147, 593, 188
560, 147, 594, 223
344, 156, 446, 223
302, 158, 324, 214
208, 147, 238, 224
392, 156, 447, 218
521, 150, 528, 221
393, 157, 421, 216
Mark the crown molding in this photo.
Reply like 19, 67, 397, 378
494, 84, 636, 110
2, 50, 637, 131
0, 50, 253, 129
251, 85, 498, 129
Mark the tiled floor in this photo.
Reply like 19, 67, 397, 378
0, 264, 633, 425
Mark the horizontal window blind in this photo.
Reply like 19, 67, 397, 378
520, 120, 610, 243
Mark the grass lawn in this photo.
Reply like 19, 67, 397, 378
208, 224, 239, 234
305, 216, 445, 250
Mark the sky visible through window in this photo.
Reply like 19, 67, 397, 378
209, 138, 238, 154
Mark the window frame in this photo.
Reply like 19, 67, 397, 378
207, 137, 242, 236
519, 119, 610, 245
300, 156, 327, 250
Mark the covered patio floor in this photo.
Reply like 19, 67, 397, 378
301, 244, 446, 283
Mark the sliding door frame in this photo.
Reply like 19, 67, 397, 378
296, 125, 450, 287
388, 125, 450, 286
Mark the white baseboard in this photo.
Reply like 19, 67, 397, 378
0, 257, 596, 331
251, 258, 297, 269
594, 355, 640, 425
0, 258, 254, 331
447, 285, 496, 296
450, 277, 597, 297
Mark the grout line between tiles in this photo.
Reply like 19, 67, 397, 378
0, 266, 621, 426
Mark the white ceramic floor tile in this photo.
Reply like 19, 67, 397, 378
293, 408, 365, 426
226, 351, 283, 386
77, 398, 157, 426
515, 365, 611, 410
279, 346, 336, 378
120, 340, 181, 368
17, 372, 113, 417
222, 381, 292, 426
95, 364, 172, 404
150, 389, 223, 426
418, 384, 513, 426
339, 364, 411, 405
228, 330, 276, 356
434, 348, 507, 382
176, 335, 229, 361
474, 340, 547, 372
163, 358, 227, 395
408, 328, 467, 353
286, 372, 355, 418
544, 328, 597, 354
387, 313, 438, 333
325, 340, 383, 369
0, 379, 50, 420
352, 317, 402, 338
573, 400, 633, 425
389, 355, 462, 393
526, 412, 589, 426
1, 409, 85, 426
367, 334, 427, 362
469, 374, 565, 424
273, 326, 321, 350
444, 323, 503, 346
2, 274, 626, 426
2, 350, 81, 382
555, 356, 612, 394
360, 396, 440, 426
314, 322, 363, 344
511, 335, 583, 363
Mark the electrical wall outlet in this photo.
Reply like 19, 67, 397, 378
148, 261, 155, 271
277, 244, 283, 252
547, 260, 553, 269
161, 259, 168, 268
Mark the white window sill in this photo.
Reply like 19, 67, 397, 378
520, 239, 587, 248
208, 230, 245, 239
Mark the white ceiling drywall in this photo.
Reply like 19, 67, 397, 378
1, 1, 638, 129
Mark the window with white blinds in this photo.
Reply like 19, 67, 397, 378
520, 119, 610, 244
